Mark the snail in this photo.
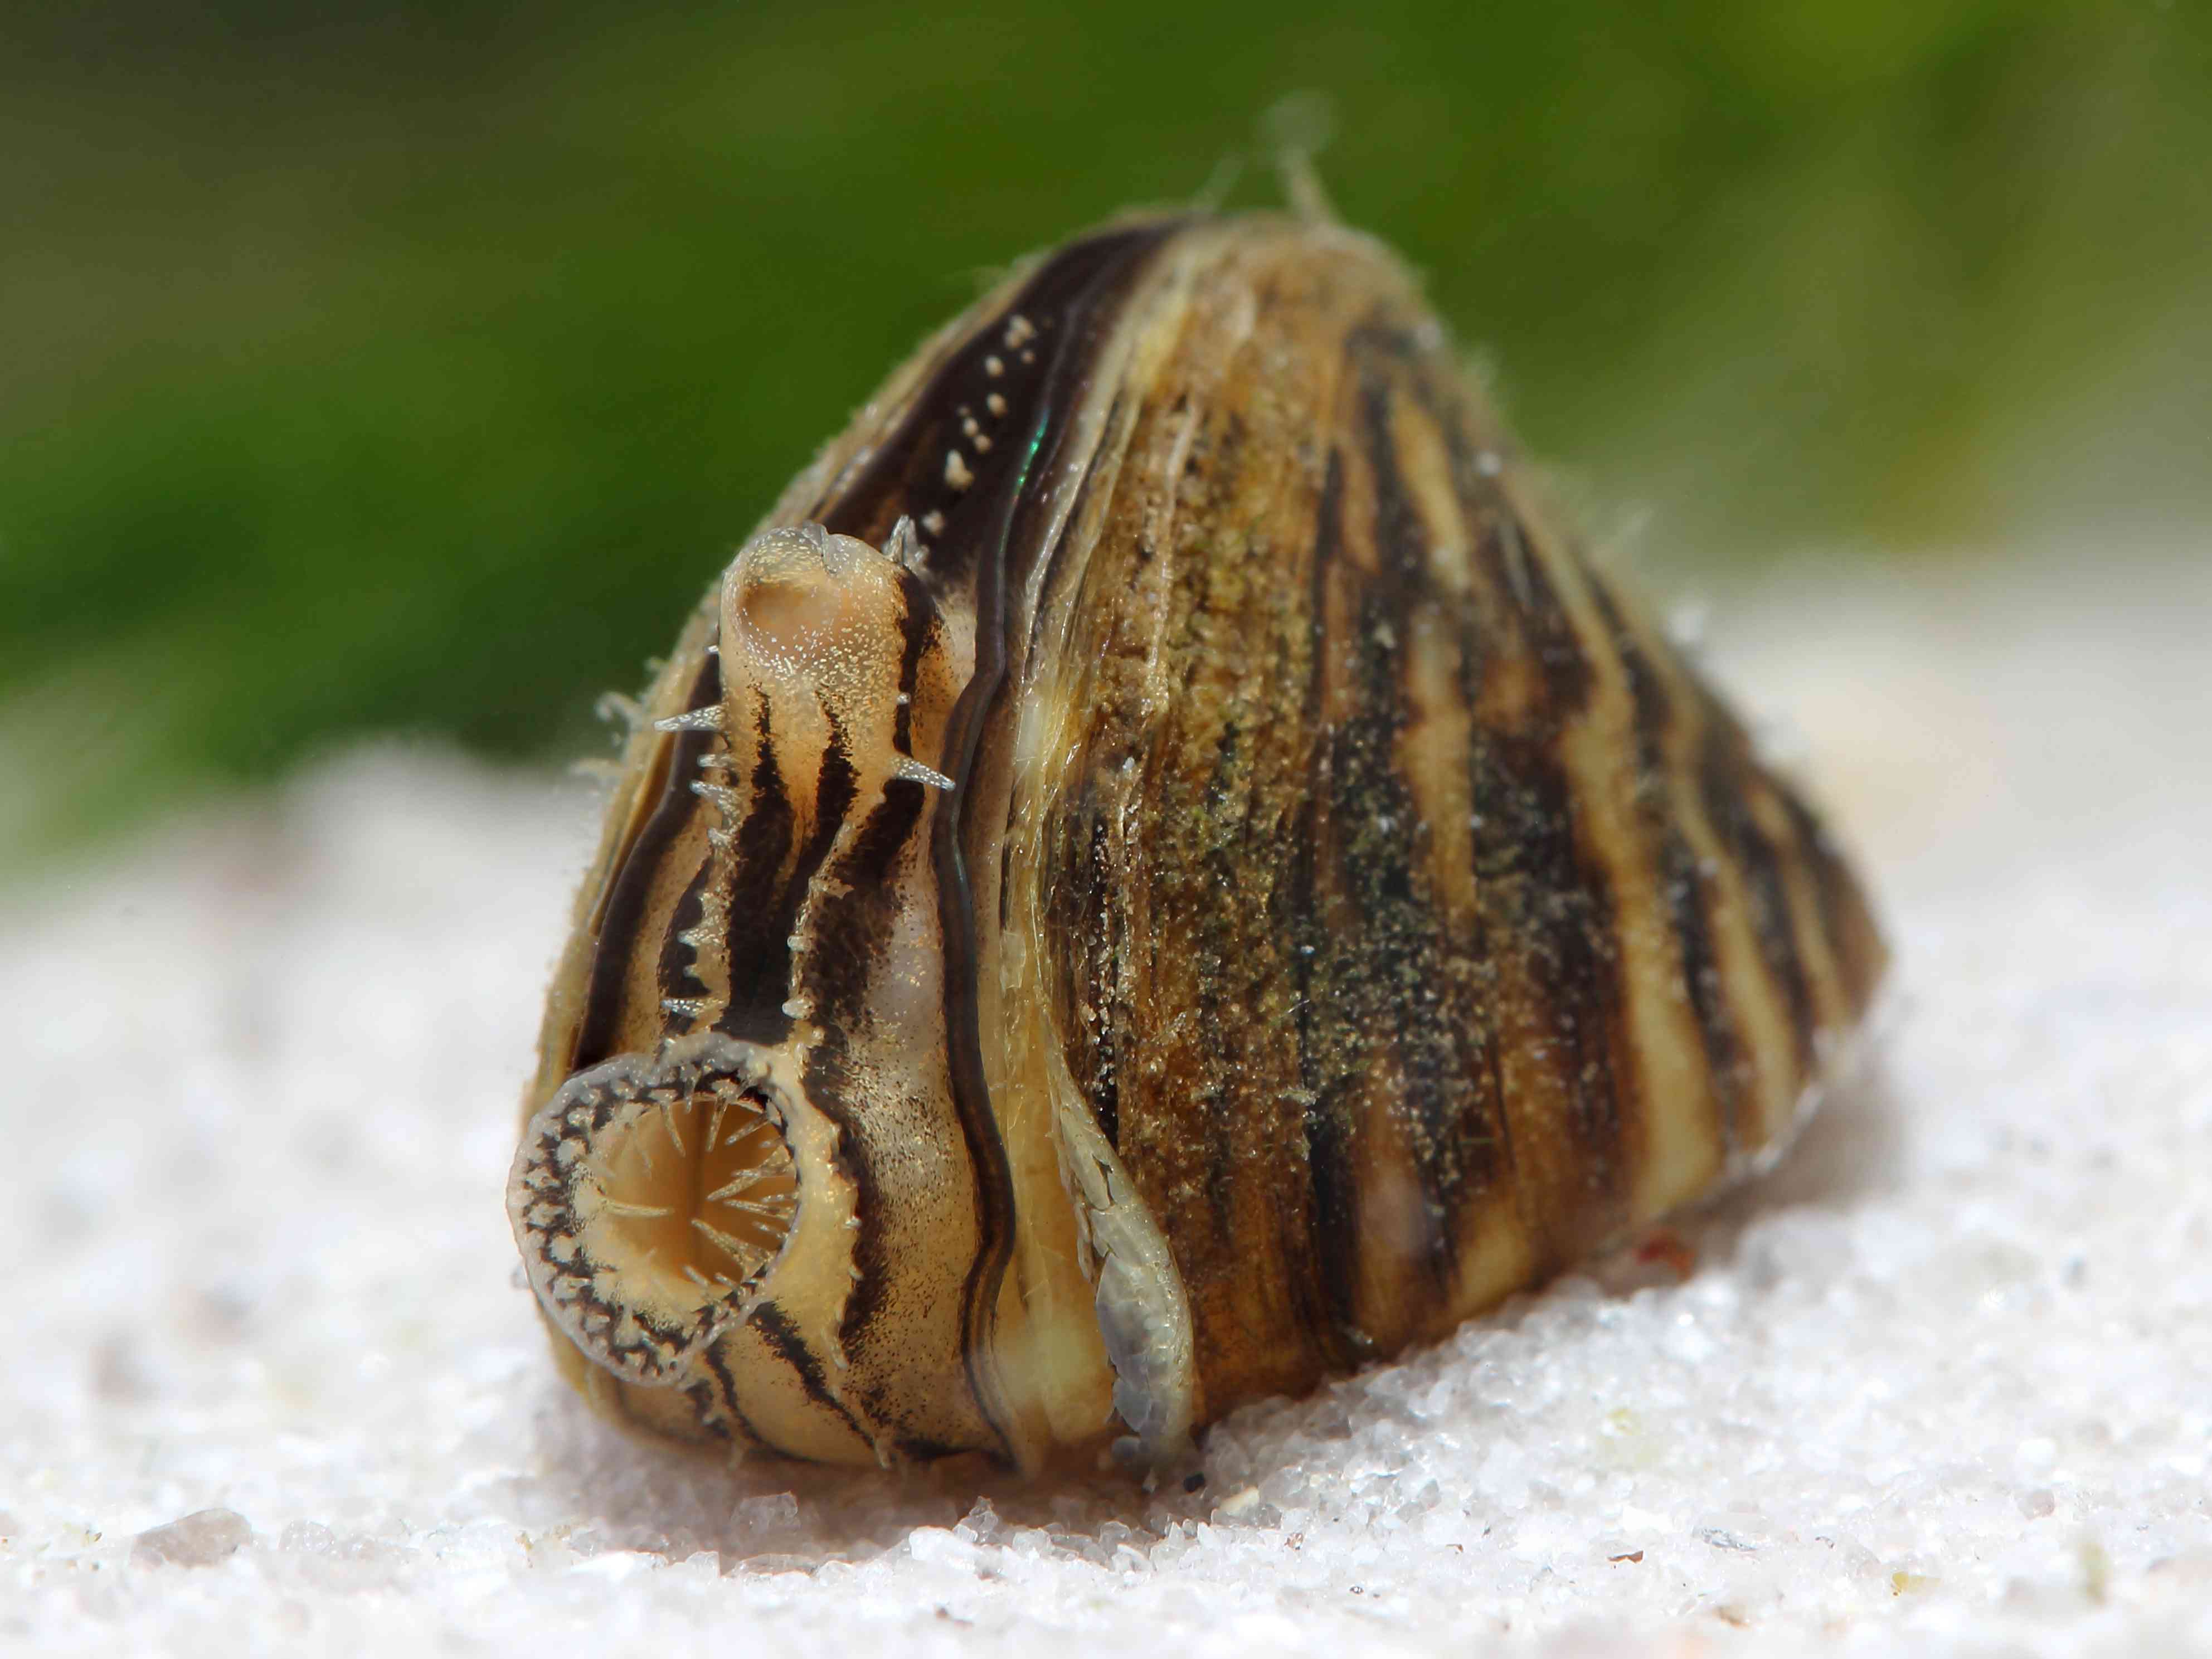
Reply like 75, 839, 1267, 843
507, 209, 1887, 1477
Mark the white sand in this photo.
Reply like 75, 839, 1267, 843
4, 553, 2209, 1656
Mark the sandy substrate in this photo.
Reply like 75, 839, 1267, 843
3, 553, 2208, 1656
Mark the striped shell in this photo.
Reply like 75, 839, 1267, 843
508, 212, 1887, 1476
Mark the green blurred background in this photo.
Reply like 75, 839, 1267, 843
4, 2, 2208, 865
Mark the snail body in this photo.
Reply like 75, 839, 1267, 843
508, 213, 1887, 1474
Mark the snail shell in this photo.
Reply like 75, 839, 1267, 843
508, 212, 1887, 1475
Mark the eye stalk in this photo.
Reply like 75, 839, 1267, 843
507, 1034, 804, 1388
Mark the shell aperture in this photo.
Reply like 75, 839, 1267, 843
510, 213, 1887, 1475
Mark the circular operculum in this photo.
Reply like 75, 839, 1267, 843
508, 1037, 801, 1387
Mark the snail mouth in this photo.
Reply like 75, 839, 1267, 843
588, 1073, 798, 1293
509, 1036, 801, 1387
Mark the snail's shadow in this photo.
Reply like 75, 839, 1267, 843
529, 1050, 1905, 1572
1542, 1038, 1910, 1306
523, 1392, 1194, 1570
1704, 1042, 1909, 1220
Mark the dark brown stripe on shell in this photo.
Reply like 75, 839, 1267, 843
654, 862, 713, 1029
1414, 601, 1634, 1245
571, 649, 722, 1070
711, 691, 800, 1044
1043, 794, 1124, 1145
748, 1300, 874, 1453
765, 220, 1190, 1465
804, 222, 1194, 591
1348, 353, 1515, 1307
1696, 720, 1818, 1074
678, 1379, 732, 1444
1387, 357, 1644, 1250
1775, 784, 1888, 1016
1474, 510, 1594, 718
786, 578, 945, 1038
1583, 577, 1749, 1160
796, 1034, 945, 1451
1464, 732, 1636, 1244
1179, 721, 1251, 1241
1291, 448, 1370, 1368
692, 1344, 769, 1451
800, 781, 932, 1033
940, 225, 1191, 1461
717, 706, 860, 1040
890, 569, 935, 756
